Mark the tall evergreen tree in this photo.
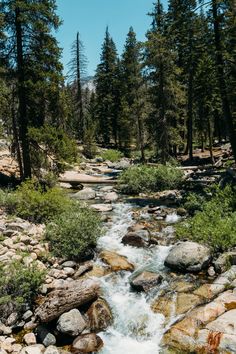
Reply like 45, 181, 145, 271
68, 32, 88, 140
145, 0, 186, 163
121, 27, 146, 159
95, 28, 118, 145
0, 0, 63, 178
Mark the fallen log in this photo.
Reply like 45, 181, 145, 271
59, 172, 118, 186
35, 279, 100, 323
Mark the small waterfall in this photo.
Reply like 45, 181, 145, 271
96, 203, 171, 354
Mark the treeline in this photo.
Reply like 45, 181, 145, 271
0, 0, 235, 180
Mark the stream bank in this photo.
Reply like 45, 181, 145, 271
0, 161, 236, 354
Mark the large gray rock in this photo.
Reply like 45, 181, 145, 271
57, 309, 87, 337
74, 188, 96, 200
213, 251, 236, 273
164, 241, 211, 272
130, 271, 163, 292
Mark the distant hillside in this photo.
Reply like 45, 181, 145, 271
82, 76, 95, 92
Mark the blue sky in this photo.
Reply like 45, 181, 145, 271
56, 0, 168, 76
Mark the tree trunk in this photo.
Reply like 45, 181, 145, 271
36, 279, 100, 323
76, 32, 84, 141
212, 0, 236, 162
15, 5, 31, 179
11, 89, 23, 178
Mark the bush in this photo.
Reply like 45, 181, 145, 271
0, 261, 45, 316
119, 164, 183, 195
45, 207, 101, 261
183, 193, 205, 215
29, 125, 78, 174
176, 185, 236, 252
2, 179, 72, 223
101, 149, 124, 162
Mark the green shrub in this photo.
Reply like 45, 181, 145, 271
183, 193, 205, 215
0, 261, 45, 315
101, 149, 124, 162
29, 125, 78, 174
45, 207, 101, 261
3, 179, 72, 223
119, 165, 183, 195
176, 185, 236, 252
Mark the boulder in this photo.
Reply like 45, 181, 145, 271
87, 298, 112, 332
36, 279, 100, 323
72, 333, 103, 353
122, 230, 150, 248
74, 188, 96, 200
130, 271, 162, 292
57, 309, 87, 337
99, 250, 134, 272
103, 192, 118, 202
164, 242, 211, 272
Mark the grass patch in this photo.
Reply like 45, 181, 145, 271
119, 164, 183, 195
101, 149, 124, 162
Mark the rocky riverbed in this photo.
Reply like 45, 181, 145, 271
0, 166, 236, 354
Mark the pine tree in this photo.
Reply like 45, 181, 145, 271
211, 0, 236, 161
95, 28, 119, 146
167, 0, 197, 160
0, 0, 63, 178
145, 0, 186, 163
68, 32, 88, 141
121, 27, 146, 159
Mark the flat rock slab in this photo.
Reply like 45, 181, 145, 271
91, 204, 113, 212
99, 250, 134, 272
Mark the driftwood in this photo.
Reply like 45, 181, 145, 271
59, 173, 117, 186
36, 279, 100, 323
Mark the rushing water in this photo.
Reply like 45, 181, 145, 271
96, 203, 172, 354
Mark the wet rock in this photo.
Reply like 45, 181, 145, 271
36, 326, 56, 347
87, 298, 112, 332
74, 262, 94, 279
23, 333, 37, 345
122, 230, 150, 248
213, 251, 236, 273
99, 186, 114, 193
57, 309, 87, 337
103, 192, 118, 202
99, 250, 134, 272
91, 204, 113, 212
130, 271, 162, 292
72, 333, 103, 353
164, 242, 211, 273
74, 188, 96, 200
